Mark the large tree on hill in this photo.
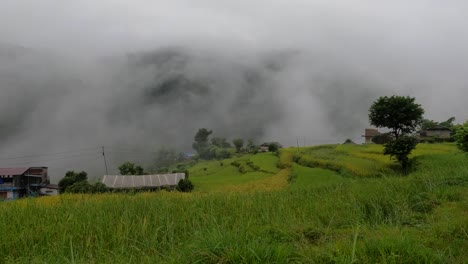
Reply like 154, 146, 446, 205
232, 138, 244, 153
192, 128, 213, 154
369, 95, 424, 172
369, 95, 424, 139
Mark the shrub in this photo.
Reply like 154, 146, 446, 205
176, 178, 194, 192
384, 136, 418, 172
65, 180, 93, 194
268, 143, 280, 152
454, 122, 468, 152
238, 166, 247, 174
58, 171, 88, 193
92, 182, 109, 193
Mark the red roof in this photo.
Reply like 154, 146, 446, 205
0, 168, 29, 176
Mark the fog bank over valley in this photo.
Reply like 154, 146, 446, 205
1, 1, 467, 181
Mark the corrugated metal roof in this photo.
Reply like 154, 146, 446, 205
0, 167, 29, 176
102, 173, 185, 189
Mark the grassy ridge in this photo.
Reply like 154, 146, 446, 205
1, 144, 467, 263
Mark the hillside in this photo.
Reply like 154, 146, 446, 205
0, 143, 467, 263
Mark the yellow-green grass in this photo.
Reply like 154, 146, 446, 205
188, 153, 282, 192
289, 164, 349, 190
248, 152, 280, 173
294, 143, 461, 177
1, 144, 467, 263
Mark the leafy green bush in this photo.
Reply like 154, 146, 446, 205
176, 178, 194, 192
58, 171, 88, 193
454, 122, 468, 152
384, 136, 418, 172
92, 182, 109, 193
65, 180, 93, 194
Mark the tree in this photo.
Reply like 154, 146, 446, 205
439, 117, 456, 129
246, 139, 258, 153
268, 142, 281, 152
58, 171, 88, 193
232, 138, 244, 153
211, 137, 231, 148
383, 136, 418, 172
65, 180, 93, 194
192, 128, 213, 154
369, 95, 424, 139
454, 122, 468, 152
369, 95, 424, 171
118, 161, 144, 175
420, 119, 438, 130
421, 117, 456, 130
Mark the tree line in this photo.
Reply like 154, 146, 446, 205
369, 95, 468, 172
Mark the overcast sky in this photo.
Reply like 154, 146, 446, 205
1, 1, 467, 180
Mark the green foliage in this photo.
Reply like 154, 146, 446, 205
439, 117, 456, 128
421, 117, 456, 131
268, 142, 280, 152
369, 95, 424, 139
454, 122, 468, 152
232, 138, 244, 153
192, 128, 213, 154
198, 145, 232, 160
420, 119, 439, 130
65, 180, 93, 194
92, 182, 109, 193
371, 133, 393, 144
1, 144, 467, 263
58, 171, 88, 193
211, 137, 231, 148
176, 178, 194, 192
384, 136, 418, 172
118, 161, 144, 175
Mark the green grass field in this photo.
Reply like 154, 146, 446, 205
1, 144, 467, 263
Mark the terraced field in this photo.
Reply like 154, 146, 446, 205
1, 143, 467, 263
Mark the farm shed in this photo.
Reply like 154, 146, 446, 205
0, 167, 57, 199
419, 125, 452, 139
101, 173, 185, 190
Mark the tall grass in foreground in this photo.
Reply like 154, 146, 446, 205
1, 162, 467, 263
1, 145, 466, 263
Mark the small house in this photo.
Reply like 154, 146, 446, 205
0, 167, 57, 199
419, 125, 452, 139
362, 128, 381, 143
101, 173, 186, 190
258, 142, 283, 152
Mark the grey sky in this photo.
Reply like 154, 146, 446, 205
1, 1, 467, 180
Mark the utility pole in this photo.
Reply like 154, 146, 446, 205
102, 146, 109, 175
296, 138, 300, 151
